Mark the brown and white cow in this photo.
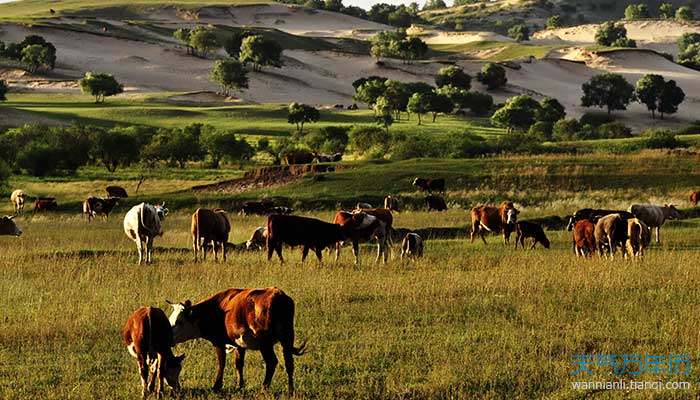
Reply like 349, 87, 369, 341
626, 218, 651, 258
191, 208, 231, 262
333, 208, 391, 264
514, 221, 550, 249
123, 306, 185, 399
0, 215, 22, 237
691, 191, 699, 207
400, 233, 423, 259
124, 202, 168, 264
412, 177, 445, 193
594, 213, 628, 258
33, 197, 58, 214
572, 220, 596, 257
246, 226, 268, 251
168, 287, 306, 395
384, 195, 400, 212
470, 201, 519, 244
10, 190, 28, 215
83, 196, 119, 222
628, 204, 682, 243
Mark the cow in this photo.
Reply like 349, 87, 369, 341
400, 233, 423, 259
514, 221, 550, 249
628, 204, 682, 243
313, 153, 342, 163
426, 195, 447, 211
270, 206, 294, 215
470, 201, 518, 244
241, 200, 274, 216
565, 208, 634, 231
123, 202, 168, 264
333, 209, 391, 264
572, 220, 596, 257
283, 150, 315, 165
355, 202, 373, 210
123, 306, 185, 399
691, 191, 699, 207
412, 177, 445, 193
626, 218, 651, 258
246, 226, 268, 251
594, 213, 629, 258
33, 197, 58, 214
167, 288, 306, 395
106, 185, 129, 198
82, 196, 119, 222
191, 208, 231, 262
384, 195, 400, 212
10, 190, 28, 215
266, 213, 376, 263
0, 215, 22, 236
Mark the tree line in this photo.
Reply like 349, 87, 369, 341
279, 0, 424, 28
0, 35, 57, 73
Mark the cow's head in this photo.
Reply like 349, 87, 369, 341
506, 208, 518, 225
168, 300, 200, 343
155, 202, 169, 220
0, 216, 22, 237
161, 354, 185, 391
664, 204, 682, 220
412, 178, 424, 187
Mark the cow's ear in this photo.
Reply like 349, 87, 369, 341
184, 300, 192, 308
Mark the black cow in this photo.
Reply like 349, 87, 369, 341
412, 178, 445, 193
426, 195, 447, 211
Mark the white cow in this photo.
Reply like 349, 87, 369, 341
124, 202, 168, 264
10, 190, 28, 215
628, 204, 682, 243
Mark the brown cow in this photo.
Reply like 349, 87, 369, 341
470, 201, 519, 244
514, 221, 550, 249
283, 150, 316, 165
626, 218, 651, 258
412, 177, 445, 193
191, 208, 231, 262
33, 197, 58, 214
333, 209, 391, 264
83, 196, 119, 222
594, 213, 628, 258
572, 220, 596, 257
123, 306, 185, 399
0, 215, 22, 236
690, 191, 699, 207
168, 288, 306, 395
106, 185, 129, 198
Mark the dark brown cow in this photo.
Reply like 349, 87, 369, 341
426, 195, 447, 211
191, 208, 231, 262
33, 197, 58, 214
283, 150, 316, 165
106, 185, 129, 198
572, 220, 596, 257
168, 288, 306, 395
83, 196, 119, 222
690, 191, 699, 207
470, 201, 519, 244
0, 215, 22, 236
412, 177, 445, 193
384, 195, 400, 212
514, 221, 550, 249
241, 200, 274, 216
333, 209, 391, 264
123, 306, 185, 399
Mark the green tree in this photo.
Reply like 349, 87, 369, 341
373, 96, 394, 133
383, 80, 410, 120
223, 30, 252, 58
528, 121, 553, 141
678, 42, 700, 69
93, 128, 140, 172
240, 35, 283, 71
407, 92, 428, 125
435, 85, 469, 110
287, 103, 320, 135
143, 127, 204, 168
658, 79, 685, 119
476, 63, 507, 90
173, 28, 192, 55
0, 80, 7, 101
507, 24, 530, 42
435, 65, 471, 90
546, 15, 563, 29
209, 59, 249, 96
635, 74, 665, 118
426, 91, 454, 122
625, 4, 649, 20
79, 72, 123, 103
422, 0, 446, 10
19, 35, 56, 69
20, 44, 49, 73
676, 6, 693, 21
354, 79, 387, 107
595, 22, 631, 46
304, 126, 349, 154
349, 125, 390, 156
581, 73, 634, 114
538, 97, 566, 124
678, 32, 700, 53
201, 128, 254, 168
491, 95, 542, 133
370, 30, 406, 61
462, 91, 494, 116
659, 3, 674, 19
401, 36, 428, 63
188, 26, 219, 58
552, 118, 582, 141
324, 0, 343, 12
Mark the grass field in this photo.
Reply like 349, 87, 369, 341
429, 41, 561, 62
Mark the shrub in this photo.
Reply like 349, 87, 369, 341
349, 125, 390, 157
644, 130, 685, 149
552, 118, 581, 141
528, 121, 553, 141
476, 63, 507, 90
597, 122, 632, 139
579, 112, 614, 127
304, 126, 349, 154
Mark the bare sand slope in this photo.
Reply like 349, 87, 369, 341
421, 30, 512, 45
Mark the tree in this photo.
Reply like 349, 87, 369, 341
581, 73, 634, 114
546, 15, 563, 29
422, 0, 446, 10
538, 97, 566, 124
93, 128, 140, 172
677, 33, 700, 53
19, 35, 56, 69
678, 42, 700, 69
625, 4, 649, 20
426, 91, 454, 122
349, 125, 390, 156
676, 6, 693, 21
142, 127, 203, 168
0, 80, 7, 101
201, 128, 254, 168
401, 36, 428, 63
324, 0, 343, 12
476, 63, 507, 90
635, 74, 665, 118
370, 30, 406, 61
383, 80, 410, 120
20, 44, 49, 73
79, 72, 123, 103
188, 26, 219, 58
490, 95, 542, 132
304, 126, 349, 154
354, 79, 387, 107
435, 85, 469, 110
507, 24, 530, 42
373, 96, 394, 133
352, 75, 387, 90
209, 59, 249, 96
287, 103, 320, 135
223, 30, 252, 58
407, 92, 428, 125
528, 121, 553, 141
658, 79, 685, 119
595, 22, 631, 47
173, 28, 192, 55
659, 3, 674, 19
240, 35, 283, 71
462, 91, 494, 116
552, 118, 582, 141
435, 65, 471, 90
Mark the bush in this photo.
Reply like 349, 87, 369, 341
597, 122, 632, 139
349, 125, 390, 157
528, 121, 553, 141
579, 112, 615, 127
304, 125, 349, 154
552, 118, 581, 141
644, 130, 685, 149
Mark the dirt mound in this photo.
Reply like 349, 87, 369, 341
115, 55, 149, 64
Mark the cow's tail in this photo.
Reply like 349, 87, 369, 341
271, 291, 307, 356
194, 210, 201, 257
146, 307, 154, 363
480, 221, 493, 232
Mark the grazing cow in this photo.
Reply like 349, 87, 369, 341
333, 104, 344, 109
514, 221, 550, 249
192, 208, 231, 262
123, 306, 185, 399
241, 200, 274, 216
355, 202, 373, 210
283, 150, 316, 165
691, 191, 699, 207
334, 208, 391, 264
628, 204, 682, 243
412, 177, 445, 193
0, 215, 22, 236
426, 195, 447, 211
400, 233, 423, 259
82, 196, 119, 222
123, 202, 168, 264
384, 195, 400, 212
10, 190, 28, 215
33, 197, 58, 214
313, 153, 342, 163
270, 206, 294, 215
566, 208, 634, 231
106, 185, 129, 198
267, 213, 376, 263
572, 220, 596, 257
470, 201, 518, 244
168, 288, 306, 395
246, 226, 268, 250
594, 213, 628, 258
626, 218, 651, 258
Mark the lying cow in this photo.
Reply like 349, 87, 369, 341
168, 287, 306, 395
470, 201, 518, 244
626, 218, 651, 258
334, 209, 391, 264
401, 233, 423, 259
246, 226, 268, 251
426, 195, 447, 211
412, 177, 445, 193
628, 204, 682, 243
691, 191, 699, 207
384, 195, 400, 212
10, 189, 28, 215
514, 221, 550, 249
0, 215, 22, 236
192, 208, 231, 262
83, 196, 119, 222
572, 220, 596, 257
124, 202, 168, 264
33, 197, 57, 214
566, 208, 634, 231
594, 213, 629, 258
123, 306, 185, 399
270, 206, 294, 215
106, 185, 129, 198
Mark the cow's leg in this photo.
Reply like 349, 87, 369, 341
275, 243, 284, 264
192, 234, 199, 262
480, 229, 487, 244
301, 246, 310, 263
134, 236, 144, 265
213, 240, 218, 261
138, 354, 149, 399
155, 353, 165, 399
147, 237, 154, 263
352, 240, 360, 265
314, 247, 323, 264
607, 235, 615, 259
530, 239, 537, 250
212, 345, 226, 392
222, 241, 227, 262
283, 347, 295, 396
656, 227, 660, 243
335, 242, 341, 262
267, 239, 274, 261
260, 344, 278, 391
234, 348, 245, 390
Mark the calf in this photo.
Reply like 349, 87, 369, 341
246, 226, 268, 251
192, 208, 231, 262
691, 191, 699, 207
384, 195, 400, 212
10, 189, 28, 215
33, 197, 58, 214
594, 213, 629, 258
572, 220, 596, 257
123, 306, 185, 399
412, 177, 445, 193
626, 218, 651, 258
106, 185, 129, 198
514, 221, 550, 249
0, 215, 22, 236
83, 196, 119, 222
426, 195, 447, 211
400, 233, 423, 259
